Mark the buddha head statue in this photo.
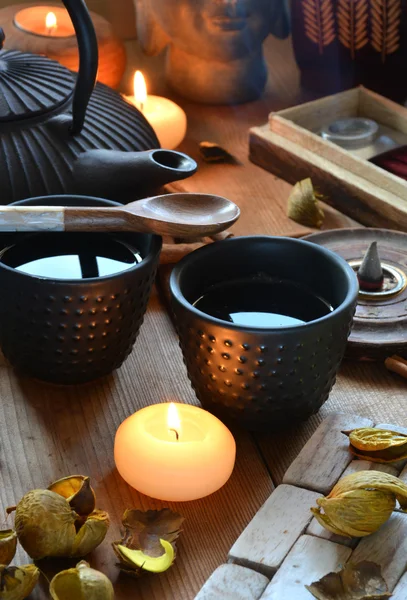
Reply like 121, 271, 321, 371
135, 0, 289, 104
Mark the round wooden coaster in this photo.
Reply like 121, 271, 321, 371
305, 228, 407, 360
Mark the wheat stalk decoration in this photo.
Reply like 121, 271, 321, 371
302, 0, 336, 54
337, 0, 369, 58
371, 0, 401, 62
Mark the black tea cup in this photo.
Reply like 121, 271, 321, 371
170, 236, 358, 431
0, 195, 162, 384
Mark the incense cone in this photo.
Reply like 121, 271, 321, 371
357, 242, 384, 291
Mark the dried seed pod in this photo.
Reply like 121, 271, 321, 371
0, 564, 40, 600
112, 508, 183, 577
12, 489, 109, 560
311, 470, 407, 538
0, 530, 17, 566
14, 490, 77, 560
48, 475, 96, 517
72, 510, 110, 557
113, 539, 174, 576
344, 427, 407, 463
287, 178, 325, 228
50, 560, 114, 600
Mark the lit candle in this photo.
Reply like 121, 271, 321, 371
114, 403, 236, 501
45, 11, 57, 36
14, 6, 75, 37
124, 71, 187, 150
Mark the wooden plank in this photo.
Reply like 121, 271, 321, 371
0, 290, 274, 600
350, 512, 407, 591
261, 535, 352, 600
360, 86, 407, 136
282, 413, 374, 494
249, 127, 407, 231
269, 115, 407, 201
228, 485, 320, 577
194, 564, 269, 600
392, 572, 407, 600
342, 459, 399, 477
270, 88, 360, 130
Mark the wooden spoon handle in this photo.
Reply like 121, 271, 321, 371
64, 207, 138, 232
0, 206, 136, 233
0, 206, 65, 232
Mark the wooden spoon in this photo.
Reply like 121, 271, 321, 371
0, 193, 240, 238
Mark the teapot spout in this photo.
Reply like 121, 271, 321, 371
71, 149, 198, 202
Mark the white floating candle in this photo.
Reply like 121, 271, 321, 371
124, 71, 187, 150
114, 402, 236, 501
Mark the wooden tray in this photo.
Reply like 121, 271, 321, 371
196, 413, 407, 599
249, 87, 407, 232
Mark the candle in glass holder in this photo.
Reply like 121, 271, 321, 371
3, 4, 126, 88
14, 6, 75, 37
124, 71, 187, 150
114, 402, 236, 501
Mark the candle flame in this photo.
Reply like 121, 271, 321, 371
134, 70, 147, 111
45, 11, 57, 31
167, 403, 181, 441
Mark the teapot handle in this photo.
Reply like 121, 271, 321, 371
62, 0, 98, 135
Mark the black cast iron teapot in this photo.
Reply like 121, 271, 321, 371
0, 0, 197, 204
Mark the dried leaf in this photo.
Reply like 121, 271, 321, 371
306, 561, 391, 599
344, 427, 407, 463
112, 508, 184, 577
311, 470, 407, 538
199, 142, 240, 164
287, 178, 325, 228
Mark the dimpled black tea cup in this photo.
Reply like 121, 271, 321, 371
0, 196, 162, 384
170, 236, 358, 431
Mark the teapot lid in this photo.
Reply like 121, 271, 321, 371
0, 37, 74, 122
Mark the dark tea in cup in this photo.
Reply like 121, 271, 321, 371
193, 277, 334, 328
0, 233, 143, 280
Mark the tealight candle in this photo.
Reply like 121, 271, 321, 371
114, 403, 236, 501
4, 4, 126, 88
14, 6, 75, 37
124, 71, 187, 150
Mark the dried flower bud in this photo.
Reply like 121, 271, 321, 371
345, 427, 407, 463
11, 489, 109, 560
50, 560, 114, 600
311, 471, 407, 538
48, 475, 96, 517
0, 530, 17, 566
0, 564, 39, 600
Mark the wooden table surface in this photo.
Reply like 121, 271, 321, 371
2, 36, 407, 600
